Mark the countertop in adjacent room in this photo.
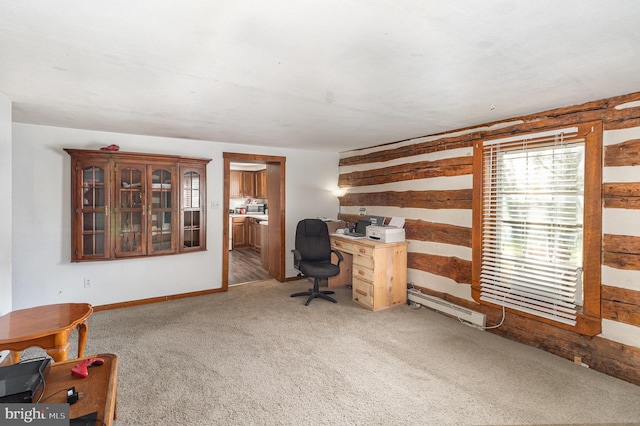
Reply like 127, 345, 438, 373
229, 214, 268, 221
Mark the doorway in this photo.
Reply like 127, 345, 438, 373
222, 153, 286, 290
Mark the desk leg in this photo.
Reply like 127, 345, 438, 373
77, 321, 89, 358
10, 350, 20, 364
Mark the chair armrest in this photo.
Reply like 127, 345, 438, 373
292, 249, 302, 269
331, 249, 343, 267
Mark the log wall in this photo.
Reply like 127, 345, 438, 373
338, 91, 640, 385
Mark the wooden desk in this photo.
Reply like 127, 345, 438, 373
42, 353, 118, 425
0, 303, 93, 364
330, 235, 408, 311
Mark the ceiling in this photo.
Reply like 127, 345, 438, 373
1, 1, 639, 153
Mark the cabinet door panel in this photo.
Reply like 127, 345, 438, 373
115, 164, 146, 257
232, 218, 247, 248
230, 170, 243, 197
82, 233, 105, 256
181, 166, 206, 250
256, 170, 267, 198
149, 167, 176, 254
242, 171, 255, 198
75, 160, 110, 260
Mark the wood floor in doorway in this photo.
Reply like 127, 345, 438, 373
229, 248, 271, 285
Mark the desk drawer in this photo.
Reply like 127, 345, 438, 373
353, 244, 373, 258
331, 239, 374, 258
353, 264, 374, 283
352, 279, 373, 309
331, 239, 357, 253
353, 253, 374, 269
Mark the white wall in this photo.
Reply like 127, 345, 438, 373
12, 123, 339, 309
0, 92, 11, 315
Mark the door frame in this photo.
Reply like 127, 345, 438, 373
222, 153, 286, 290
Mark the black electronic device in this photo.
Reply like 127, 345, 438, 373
363, 214, 386, 226
0, 357, 51, 403
349, 219, 371, 238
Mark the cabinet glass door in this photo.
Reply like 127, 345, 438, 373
150, 168, 175, 254
80, 165, 107, 257
182, 170, 202, 249
116, 165, 144, 256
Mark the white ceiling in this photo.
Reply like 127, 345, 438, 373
1, 1, 640, 153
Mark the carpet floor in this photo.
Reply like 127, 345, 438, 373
19, 279, 640, 425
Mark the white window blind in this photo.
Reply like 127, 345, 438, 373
480, 127, 585, 326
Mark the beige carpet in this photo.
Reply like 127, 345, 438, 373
21, 279, 640, 425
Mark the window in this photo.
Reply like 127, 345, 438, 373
472, 122, 602, 335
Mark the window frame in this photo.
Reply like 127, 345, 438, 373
472, 121, 602, 336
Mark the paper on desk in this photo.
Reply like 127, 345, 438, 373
388, 216, 405, 228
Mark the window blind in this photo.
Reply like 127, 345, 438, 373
480, 127, 585, 326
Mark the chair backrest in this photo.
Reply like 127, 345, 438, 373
295, 219, 331, 263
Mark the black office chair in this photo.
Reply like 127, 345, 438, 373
291, 219, 343, 306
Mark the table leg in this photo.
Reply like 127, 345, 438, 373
46, 342, 70, 362
77, 321, 89, 358
10, 350, 20, 364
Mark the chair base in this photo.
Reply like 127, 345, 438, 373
291, 278, 336, 306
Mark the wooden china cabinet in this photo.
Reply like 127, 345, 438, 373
65, 149, 211, 262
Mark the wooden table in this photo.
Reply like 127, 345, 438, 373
41, 353, 118, 425
0, 303, 93, 364
330, 235, 408, 311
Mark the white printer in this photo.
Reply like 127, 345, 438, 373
366, 225, 405, 243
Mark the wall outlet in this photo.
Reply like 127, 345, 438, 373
84, 278, 92, 288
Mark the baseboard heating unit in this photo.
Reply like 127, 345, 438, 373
407, 288, 486, 329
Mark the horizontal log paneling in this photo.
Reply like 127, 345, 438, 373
334, 215, 471, 248
603, 183, 640, 209
405, 220, 471, 247
341, 92, 640, 168
338, 156, 472, 188
408, 252, 471, 284
603, 234, 640, 270
605, 116, 640, 131
603, 252, 640, 270
485, 305, 640, 386
604, 139, 640, 166
602, 285, 640, 327
339, 91, 640, 386
340, 189, 472, 210
340, 135, 474, 167
603, 233, 640, 254
413, 284, 640, 386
